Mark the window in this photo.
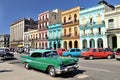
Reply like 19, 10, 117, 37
42, 16, 44, 21
98, 28, 101, 34
74, 14, 77, 22
69, 28, 71, 36
74, 27, 77, 36
90, 29, 93, 35
68, 15, 72, 22
108, 19, 114, 29
46, 15, 48, 19
92, 49, 97, 52
31, 53, 42, 58
54, 15, 56, 19
76, 49, 81, 52
82, 17, 86, 25
83, 30, 86, 36
43, 51, 58, 57
70, 49, 75, 52
64, 29, 66, 36
90, 17, 93, 25
97, 13, 101, 24
64, 17, 66, 23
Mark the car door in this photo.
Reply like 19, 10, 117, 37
92, 49, 98, 57
30, 52, 43, 70
98, 49, 105, 58
70, 49, 76, 56
75, 49, 81, 56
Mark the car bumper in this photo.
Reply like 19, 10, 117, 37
55, 64, 79, 74
115, 55, 120, 59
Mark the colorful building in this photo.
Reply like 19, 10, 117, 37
105, 5, 120, 49
38, 9, 62, 49
80, 1, 114, 49
28, 29, 38, 48
61, 6, 80, 49
48, 23, 62, 49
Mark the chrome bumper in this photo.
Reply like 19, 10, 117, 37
55, 64, 79, 74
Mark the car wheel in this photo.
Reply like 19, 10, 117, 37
107, 55, 112, 59
67, 54, 72, 57
24, 63, 30, 69
48, 66, 56, 77
89, 55, 94, 60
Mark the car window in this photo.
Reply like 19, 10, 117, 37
92, 49, 97, 52
98, 49, 104, 52
117, 49, 120, 52
76, 49, 81, 52
70, 49, 75, 52
43, 51, 58, 57
31, 52, 42, 58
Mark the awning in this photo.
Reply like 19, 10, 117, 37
17, 45, 24, 48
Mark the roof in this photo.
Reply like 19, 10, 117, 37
29, 49, 56, 55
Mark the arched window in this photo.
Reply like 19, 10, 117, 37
64, 29, 66, 36
64, 17, 66, 23
74, 14, 77, 22
68, 15, 72, 22
108, 19, 114, 28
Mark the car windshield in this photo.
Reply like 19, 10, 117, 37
43, 51, 58, 57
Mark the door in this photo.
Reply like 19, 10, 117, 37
75, 49, 81, 56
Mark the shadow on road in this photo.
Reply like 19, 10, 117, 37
57, 69, 86, 78
0, 70, 13, 73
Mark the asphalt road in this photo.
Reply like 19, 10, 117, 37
1, 53, 120, 80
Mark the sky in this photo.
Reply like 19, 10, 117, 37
0, 0, 120, 35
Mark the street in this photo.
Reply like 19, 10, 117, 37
0, 53, 120, 80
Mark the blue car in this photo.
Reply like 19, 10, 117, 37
63, 48, 81, 57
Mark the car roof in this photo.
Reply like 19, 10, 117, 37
30, 49, 56, 55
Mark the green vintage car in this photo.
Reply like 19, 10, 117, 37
20, 49, 79, 77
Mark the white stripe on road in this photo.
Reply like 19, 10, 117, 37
79, 67, 111, 72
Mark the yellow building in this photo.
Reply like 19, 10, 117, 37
28, 29, 38, 48
62, 6, 80, 49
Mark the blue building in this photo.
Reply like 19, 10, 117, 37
80, 1, 114, 49
48, 23, 62, 49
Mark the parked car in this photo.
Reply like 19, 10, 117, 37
82, 48, 113, 60
115, 48, 120, 60
56, 48, 66, 56
20, 49, 79, 77
0, 48, 14, 60
62, 48, 81, 57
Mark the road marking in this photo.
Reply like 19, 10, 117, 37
79, 67, 111, 72
77, 74, 89, 79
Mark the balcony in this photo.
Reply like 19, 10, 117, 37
48, 37, 62, 41
62, 20, 79, 28
38, 27, 48, 31
80, 21, 105, 30
81, 32, 105, 38
38, 37, 48, 41
62, 34, 80, 40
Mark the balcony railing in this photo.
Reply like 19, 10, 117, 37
80, 21, 105, 30
81, 32, 105, 38
62, 34, 80, 39
62, 20, 79, 27
48, 37, 62, 41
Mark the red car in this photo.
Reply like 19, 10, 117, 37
82, 48, 113, 60
56, 48, 66, 56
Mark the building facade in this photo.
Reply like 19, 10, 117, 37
10, 18, 37, 48
80, 1, 114, 49
0, 34, 10, 48
105, 5, 120, 49
61, 6, 80, 49
48, 23, 62, 49
38, 9, 62, 49
28, 29, 38, 48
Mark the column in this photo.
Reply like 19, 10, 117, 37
87, 39, 90, 48
95, 39, 97, 48
117, 34, 120, 48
